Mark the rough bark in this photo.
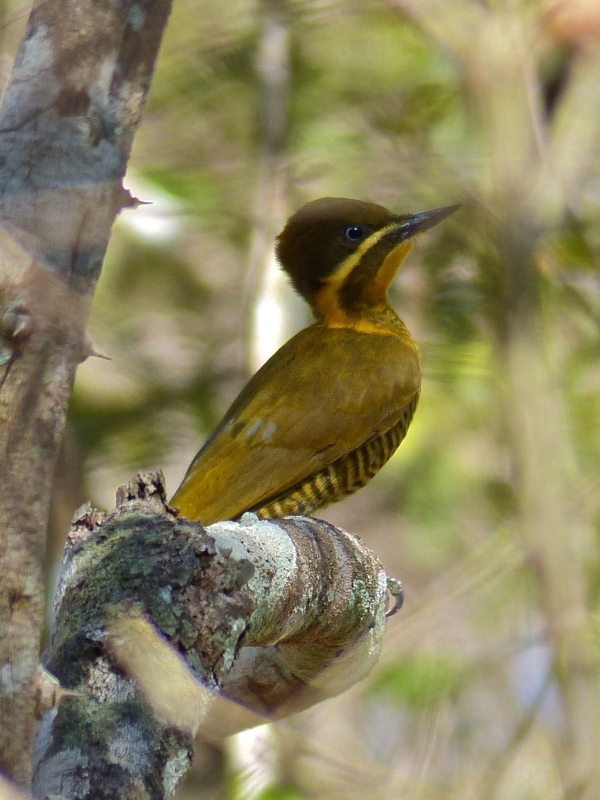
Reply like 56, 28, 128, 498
0, 0, 173, 785
33, 470, 389, 800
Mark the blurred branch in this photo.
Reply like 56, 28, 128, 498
480, 670, 552, 800
473, 8, 600, 796
463, 4, 600, 796
33, 470, 389, 799
544, 44, 600, 215
501, 325, 600, 798
386, 1, 600, 795
0, 0, 172, 785
246, 0, 302, 371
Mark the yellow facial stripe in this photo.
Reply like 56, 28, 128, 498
333, 221, 404, 287
313, 222, 414, 327
313, 223, 399, 322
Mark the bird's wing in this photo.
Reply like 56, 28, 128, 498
171, 325, 420, 524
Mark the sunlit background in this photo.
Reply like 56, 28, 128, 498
3, 0, 600, 797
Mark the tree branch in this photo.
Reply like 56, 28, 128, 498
33, 470, 389, 800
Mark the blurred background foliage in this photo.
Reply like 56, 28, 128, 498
2, 0, 600, 797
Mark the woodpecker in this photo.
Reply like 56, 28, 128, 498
171, 197, 458, 524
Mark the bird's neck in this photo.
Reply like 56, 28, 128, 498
313, 299, 414, 340
310, 242, 416, 340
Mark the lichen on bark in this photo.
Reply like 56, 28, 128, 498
33, 469, 390, 799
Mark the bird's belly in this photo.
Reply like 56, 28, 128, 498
250, 393, 419, 519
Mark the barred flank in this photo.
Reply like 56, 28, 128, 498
252, 393, 419, 519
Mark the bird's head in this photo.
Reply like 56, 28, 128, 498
276, 197, 459, 322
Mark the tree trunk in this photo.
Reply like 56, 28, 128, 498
0, 0, 173, 784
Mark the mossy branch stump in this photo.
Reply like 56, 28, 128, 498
34, 470, 391, 800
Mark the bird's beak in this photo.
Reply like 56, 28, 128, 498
387, 204, 460, 242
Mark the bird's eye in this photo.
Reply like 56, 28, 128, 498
344, 225, 366, 243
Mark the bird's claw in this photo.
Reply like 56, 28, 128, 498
385, 576, 404, 617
